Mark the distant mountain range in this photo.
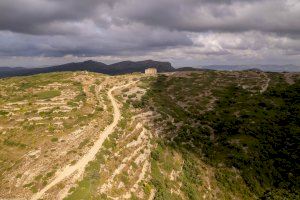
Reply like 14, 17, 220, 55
0, 61, 299, 78
199, 64, 300, 72
0, 60, 174, 78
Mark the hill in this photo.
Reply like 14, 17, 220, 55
136, 71, 300, 199
0, 71, 299, 199
0, 60, 174, 78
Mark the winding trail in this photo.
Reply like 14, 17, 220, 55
260, 73, 270, 93
31, 82, 134, 200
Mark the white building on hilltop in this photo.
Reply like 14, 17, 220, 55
145, 68, 157, 75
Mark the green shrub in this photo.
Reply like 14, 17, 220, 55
0, 110, 9, 116
51, 137, 58, 142
143, 74, 300, 198
35, 90, 61, 99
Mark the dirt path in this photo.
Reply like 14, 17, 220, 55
148, 189, 155, 200
260, 73, 270, 93
31, 82, 134, 200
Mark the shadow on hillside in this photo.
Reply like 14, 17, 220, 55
138, 73, 300, 199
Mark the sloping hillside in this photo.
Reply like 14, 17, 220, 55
0, 71, 299, 199
135, 71, 300, 199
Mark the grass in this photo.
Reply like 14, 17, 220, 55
64, 146, 105, 200
51, 137, 59, 142
215, 168, 253, 199
3, 139, 27, 148
0, 110, 9, 116
78, 139, 89, 149
35, 90, 61, 100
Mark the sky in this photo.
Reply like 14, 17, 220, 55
0, 0, 299, 67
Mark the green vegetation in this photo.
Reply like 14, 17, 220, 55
0, 110, 9, 116
35, 90, 61, 100
51, 137, 59, 142
78, 139, 90, 149
194, 81, 300, 197
89, 85, 96, 94
3, 139, 27, 148
140, 72, 300, 199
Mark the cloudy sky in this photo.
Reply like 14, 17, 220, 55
0, 0, 299, 67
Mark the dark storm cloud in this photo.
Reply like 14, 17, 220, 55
117, 0, 300, 35
1, 0, 299, 35
0, 0, 299, 64
0, 0, 112, 34
0, 26, 192, 57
